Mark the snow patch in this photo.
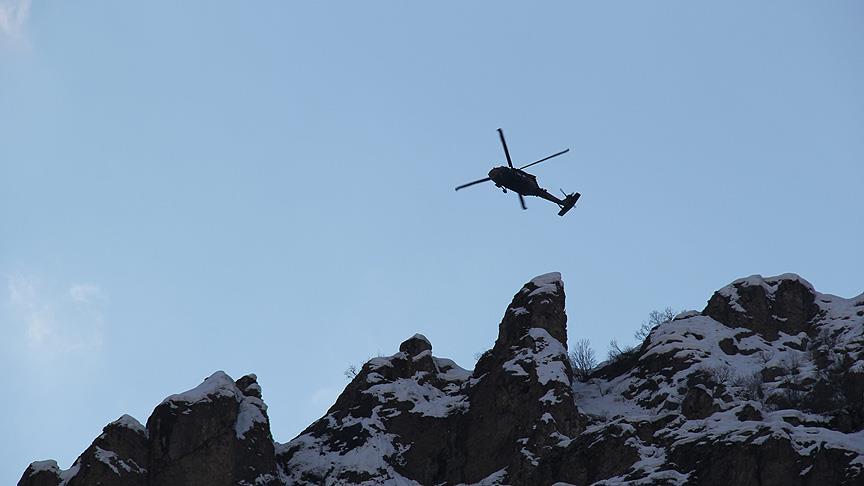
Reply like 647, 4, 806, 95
235, 395, 268, 439
528, 272, 562, 297
161, 371, 238, 405
109, 414, 148, 437
456, 468, 508, 486
29, 460, 60, 473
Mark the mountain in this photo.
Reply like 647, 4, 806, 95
19, 273, 864, 485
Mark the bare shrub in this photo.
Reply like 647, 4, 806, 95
787, 353, 802, 375
607, 339, 638, 362
780, 378, 804, 407
344, 364, 359, 380
704, 364, 734, 384
731, 371, 764, 401
634, 307, 678, 342
570, 339, 597, 382
344, 352, 384, 380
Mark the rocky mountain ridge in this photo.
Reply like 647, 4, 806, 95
19, 273, 864, 485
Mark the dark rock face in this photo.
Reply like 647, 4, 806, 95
20, 373, 277, 486
19, 272, 864, 486
461, 273, 585, 485
703, 274, 820, 340
17, 462, 64, 486
69, 415, 150, 486
147, 372, 277, 486
682, 385, 715, 420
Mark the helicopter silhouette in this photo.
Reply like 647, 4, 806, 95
455, 129, 580, 216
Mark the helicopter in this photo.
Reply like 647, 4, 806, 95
455, 128, 581, 216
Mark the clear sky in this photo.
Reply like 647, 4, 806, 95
1, 1, 862, 483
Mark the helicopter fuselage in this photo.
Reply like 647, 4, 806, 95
488, 166, 563, 205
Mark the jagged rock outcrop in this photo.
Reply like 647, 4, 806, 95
147, 371, 277, 485
20, 373, 277, 486
703, 274, 820, 340
19, 272, 864, 486
278, 272, 589, 485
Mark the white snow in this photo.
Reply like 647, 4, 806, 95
434, 357, 471, 382
365, 375, 468, 418
528, 272, 562, 297
503, 361, 529, 377
92, 446, 145, 475
235, 395, 268, 439
243, 382, 262, 396
510, 306, 530, 316
109, 414, 148, 437
569, 280, 864, 483
29, 460, 60, 473
502, 328, 570, 387
161, 371, 238, 405
277, 406, 422, 486
456, 468, 508, 486
674, 310, 699, 321
160, 370, 268, 440
27, 459, 82, 486
540, 389, 562, 404
58, 462, 80, 486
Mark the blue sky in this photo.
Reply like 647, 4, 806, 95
1, 1, 862, 483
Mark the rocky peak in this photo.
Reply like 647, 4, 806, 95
146, 371, 276, 486
278, 272, 585, 485
235, 373, 262, 399
399, 333, 432, 356
703, 273, 820, 340
496, 272, 568, 350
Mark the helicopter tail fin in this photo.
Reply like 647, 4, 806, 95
557, 192, 581, 217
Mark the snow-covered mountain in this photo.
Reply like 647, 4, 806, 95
19, 273, 864, 485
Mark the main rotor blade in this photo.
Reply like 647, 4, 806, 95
455, 177, 492, 191
497, 128, 514, 168
518, 193, 527, 210
518, 149, 570, 170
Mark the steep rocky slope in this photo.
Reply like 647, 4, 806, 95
19, 273, 864, 485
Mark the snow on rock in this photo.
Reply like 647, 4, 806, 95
236, 395, 269, 439
729, 273, 815, 293
109, 414, 148, 437
58, 462, 81, 486
576, 274, 864, 484
366, 375, 469, 417
528, 272, 562, 297
276, 406, 422, 485
277, 335, 473, 485
92, 446, 146, 475
161, 370, 239, 405
502, 328, 570, 386
456, 468, 508, 486
434, 357, 472, 382
159, 370, 269, 440
28, 460, 60, 473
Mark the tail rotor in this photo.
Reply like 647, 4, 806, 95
557, 190, 581, 217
